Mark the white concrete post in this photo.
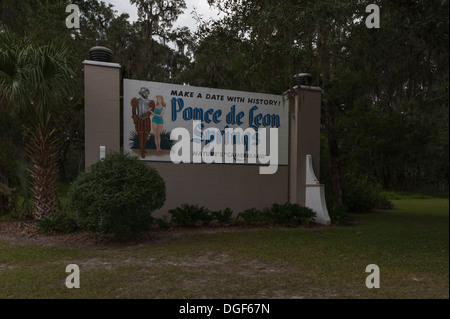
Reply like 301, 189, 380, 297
305, 154, 331, 225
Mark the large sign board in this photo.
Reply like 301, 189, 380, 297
123, 79, 288, 167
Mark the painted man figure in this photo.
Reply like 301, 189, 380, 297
131, 87, 155, 158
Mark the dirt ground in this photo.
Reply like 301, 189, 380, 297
0, 220, 293, 249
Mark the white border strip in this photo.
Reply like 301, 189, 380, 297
82, 60, 121, 68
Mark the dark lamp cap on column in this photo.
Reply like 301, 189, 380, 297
88, 46, 113, 63
294, 73, 312, 86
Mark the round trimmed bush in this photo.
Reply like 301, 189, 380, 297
68, 152, 166, 239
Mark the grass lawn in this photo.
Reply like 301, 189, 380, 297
0, 199, 448, 299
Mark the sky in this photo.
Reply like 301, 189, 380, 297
103, 0, 224, 32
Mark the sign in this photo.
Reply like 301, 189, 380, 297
123, 79, 288, 166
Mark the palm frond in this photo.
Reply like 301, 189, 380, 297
0, 33, 76, 124
0, 29, 77, 219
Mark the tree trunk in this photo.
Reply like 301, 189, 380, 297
317, 25, 343, 206
25, 125, 60, 220
0, 180, 11, 216
324, 100, 343, 205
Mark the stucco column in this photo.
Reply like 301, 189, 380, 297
288, 85, 322, 205
83, 60, 121, 168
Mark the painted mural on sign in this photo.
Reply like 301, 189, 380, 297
123, 79, 288, 166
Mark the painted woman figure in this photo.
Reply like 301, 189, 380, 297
151, 95, 166, 152
131, 87, 155, 158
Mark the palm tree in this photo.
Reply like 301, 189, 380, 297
0, 30, 75, 219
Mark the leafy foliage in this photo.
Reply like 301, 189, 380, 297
0, 30, 76, 219
211, 207, 233, 224
196, 0, 449, 198
235, 204, 316, 227
153, 216, 171, 230
235, 208, 270, 226
1, 0, 193, 200
168, 204, 213, 227
328, 204, 352, 226
68, 152, 166, 239
269, 203, 317, 227
35, 213, 78, 235
341, 173, 392, 213
166, 203, 317, 228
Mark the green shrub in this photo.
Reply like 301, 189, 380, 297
169, 204, 212, 226
341, 174, 393, 213
68, 152, 166, 240
376, 196, 394, 210
154, 216, 171, 229
211, 207, 233, 224
236, 208, 270, 226
270, 203, 317, 227
0, 191, 16, 218
35, 213, 78, 235
328, 204, 352, 225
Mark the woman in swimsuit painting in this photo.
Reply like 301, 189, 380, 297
151, 95, 166, 152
